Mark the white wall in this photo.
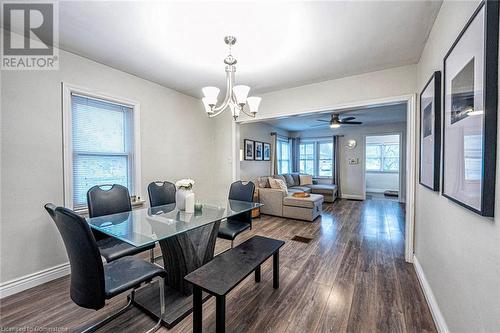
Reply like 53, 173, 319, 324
240, 64, 416, 122
366, 173, 399, 193
415, 1, 500, 332
293, 122, 406, 201
239, 122, 289, 181
0, 48, 215, 284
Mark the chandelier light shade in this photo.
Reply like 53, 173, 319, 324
247, 96, 262, 114
201, 36, 261, 120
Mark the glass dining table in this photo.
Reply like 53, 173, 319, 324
87, 199, 262, 328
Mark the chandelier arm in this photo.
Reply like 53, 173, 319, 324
241, 107, 256, 118
210, 67, 234, 113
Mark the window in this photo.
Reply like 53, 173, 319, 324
277, 139, 290, 174
366, 136, 400, 172
299, 140, 333, 177
63, 85, 140, 210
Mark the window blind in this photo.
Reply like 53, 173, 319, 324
71, 94, 133, 207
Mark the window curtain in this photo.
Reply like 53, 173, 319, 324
291, 137, 300, 172
270, 132, 278, 175
333, 135, 341, 197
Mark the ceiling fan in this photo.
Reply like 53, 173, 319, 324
311, 114, 362, 129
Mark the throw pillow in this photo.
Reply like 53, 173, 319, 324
256, 176, 270, 188
300, 174, 313, 185
268, 177, 280, 189
274, 175, 287, 184
290, 173, 300, 186
274, 179, 288, 194
283, 174, 295, 187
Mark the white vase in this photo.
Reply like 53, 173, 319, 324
176, 188, 193, 211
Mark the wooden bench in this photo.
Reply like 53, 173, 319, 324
184, 235, 285, 333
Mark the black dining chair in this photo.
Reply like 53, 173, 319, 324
147, 181, 176, 207
147, 181, 176, 262
217, 181, 256, 248
87, 184, 155, 262
44, 203, 165, 333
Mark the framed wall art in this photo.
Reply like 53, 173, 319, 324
263, 142, 271, 161
255, 141, 263, 160
419, 71, 441, 191
244, 139, 254, 160
442, 0, 498, 217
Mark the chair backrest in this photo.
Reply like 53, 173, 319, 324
44, 203, 106, 310
228, 181, 255, 224
87, 184, 132, 218
148, 181, 176, 207
229, 181, 255, 202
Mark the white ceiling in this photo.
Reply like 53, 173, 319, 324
50, 1, 440, 97
262, 103, 407, 132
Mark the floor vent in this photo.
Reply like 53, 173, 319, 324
291, 235, 313, 244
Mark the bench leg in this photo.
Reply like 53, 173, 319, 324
255, 265, 261, 283
273, 251, 279, 289
193, 286, 203, 333
216, 295, 226, 333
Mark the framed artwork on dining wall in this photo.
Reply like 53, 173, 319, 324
263, 142, 271, 161
244, 139, 254, 160
442, 0, 498, 217
254, 141, 263, 160
419, 71, 441, 191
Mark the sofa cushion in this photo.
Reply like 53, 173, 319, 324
307, 184, 338, 195
268, 177, 288, 194
299, 174, 313, 185
289, 186, 312, 193
283, 174, 295, 187
289, 173, 300, 186
283, 193, 324, 208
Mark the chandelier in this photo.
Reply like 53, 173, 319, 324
201, 36, 261, 120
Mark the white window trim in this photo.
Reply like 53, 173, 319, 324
300, 139, 333, 178
277, 139, 291, 174
62, 82, 142, 211
366, 142, 400, 173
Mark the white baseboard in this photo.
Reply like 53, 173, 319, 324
413, 255, 449, 333
341, 194, 364, 200
0, 262, 70, 299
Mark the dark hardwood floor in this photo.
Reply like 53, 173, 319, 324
0, 198, 436, 333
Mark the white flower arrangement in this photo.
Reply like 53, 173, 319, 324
175, 178, 195, 190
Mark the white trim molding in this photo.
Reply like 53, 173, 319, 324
341, 194, 365, 200
413, 255, 450, 333
61, 82, 142, 209
0, 263, 70, 299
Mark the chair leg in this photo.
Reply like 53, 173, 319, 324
150, 248, 155, 263
80, 291, 135, 333
146, 277, 165, 333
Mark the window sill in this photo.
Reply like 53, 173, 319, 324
75, 199, 146, 217
366, 171, 399, 174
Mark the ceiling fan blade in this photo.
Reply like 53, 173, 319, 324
341, 121, 362, 124
316, 119, 330, 122
310, 123, 329, 127
340, 116, 356, 121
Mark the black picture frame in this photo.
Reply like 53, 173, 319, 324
244, 139, 254, 160
254, 141, 263, 160
419, 71, 441, 191
442, 0, 498, 217
263, 142, 271, 161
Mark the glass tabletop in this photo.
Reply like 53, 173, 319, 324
87, 200, 262, 247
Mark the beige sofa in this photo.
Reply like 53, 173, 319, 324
255, 174, 333, 221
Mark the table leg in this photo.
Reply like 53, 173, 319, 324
216, 295, 226, 333
193, 286, 203, 333
255, 265, 261, 283
273, 251, 279, 289
158, 220, 221, 295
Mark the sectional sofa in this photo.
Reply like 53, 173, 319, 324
255, 173, 338, 221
